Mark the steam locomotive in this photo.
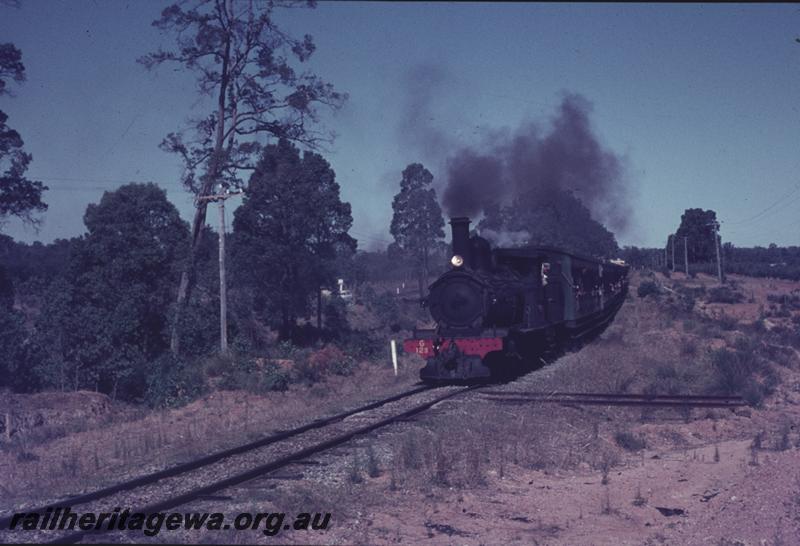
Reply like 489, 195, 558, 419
404, 217, 629, 381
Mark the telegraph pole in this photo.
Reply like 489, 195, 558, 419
196, 189, 244, 354
670, 235, 675, 272
684, 236, 689, 276
707, 220, 724, 284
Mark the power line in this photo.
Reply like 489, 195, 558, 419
96, 113, 141, 161
730, 215, 800, 243
725, 182, 800, 226
350, 230, 393, 246
33, 176, 156, 183
42, 186, 140, 191
31, 176, 186, 191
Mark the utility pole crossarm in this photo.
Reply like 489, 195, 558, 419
195, 189, 244, 204
197, 189, 244, 354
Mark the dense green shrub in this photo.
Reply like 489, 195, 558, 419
651, 362, 697, 395
706, 286, 744, 304
706, 347, 776, 406
0, 306, 42, 392
637, 281, 660, 298
766, 293, 800, 309
308, 345, 344, 374
258, 361, 292, 391
661, 286, 700, 320
323, 296, 350, 338
677, 292, 696, 313
679, 337, 698, 356
366, 290, 400, 328
362, 288, 422, 333
614, 431, 646, 451
338, 329, 384, 360
218, 352, 293, 394
708, 348, 751, 394
716, 313, 739, 331
144, 354, 206, 408
764, 304, 792, 318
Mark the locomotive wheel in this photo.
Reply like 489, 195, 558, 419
544, 327, 558, 351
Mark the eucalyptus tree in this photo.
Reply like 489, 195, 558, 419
36, 184, 191, 398
140, 0, 345, 353
0, 42, 47, 228
674, 208, 719, 264
231, 139, 355, 340
390, 163, 445, 297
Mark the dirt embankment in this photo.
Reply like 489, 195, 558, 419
0, 360, 420, 512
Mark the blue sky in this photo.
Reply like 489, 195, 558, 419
2, 1, 799, 249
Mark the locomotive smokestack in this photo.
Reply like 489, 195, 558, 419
450, 217, 470, 261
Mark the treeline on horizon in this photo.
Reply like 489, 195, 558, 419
8, 231, 800, 285
620, 208, 800, 281
620, 244, 800, 281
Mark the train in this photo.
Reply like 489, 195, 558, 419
404, 217, 629, 382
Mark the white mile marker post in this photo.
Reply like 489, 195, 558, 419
391, 339, 398, 376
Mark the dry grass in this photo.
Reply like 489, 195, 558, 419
0, 358, 420, 511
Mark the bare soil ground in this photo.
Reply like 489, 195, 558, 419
5, 271, 800, 546
0, 359, 420, 513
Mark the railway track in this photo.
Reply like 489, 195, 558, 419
481, 390, 747, 408
0, 384, 478, 544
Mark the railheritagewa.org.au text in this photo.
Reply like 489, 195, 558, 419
7, 507, 331, 537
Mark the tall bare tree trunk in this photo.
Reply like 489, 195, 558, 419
317, 287, 322, 330
170, 30, 232, 356
421, 246, 429, 298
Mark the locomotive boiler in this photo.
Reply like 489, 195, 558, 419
404, 217, 628, 381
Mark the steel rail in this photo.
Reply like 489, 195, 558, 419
481, 390, 744, 401
0, 384, 434, 530
482, 395, 745, 408
44, 385, 479, 544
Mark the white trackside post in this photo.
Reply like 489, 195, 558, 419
391, 339, 398, 376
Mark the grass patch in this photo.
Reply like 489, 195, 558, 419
706, 286, 744, 304
614, 431, 646, 452
638, 281, 660, 298
706, 347, 777, 406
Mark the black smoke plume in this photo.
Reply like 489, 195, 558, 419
442, 93, 631, 238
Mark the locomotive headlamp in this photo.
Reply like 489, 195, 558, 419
450, 254, 464, 267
